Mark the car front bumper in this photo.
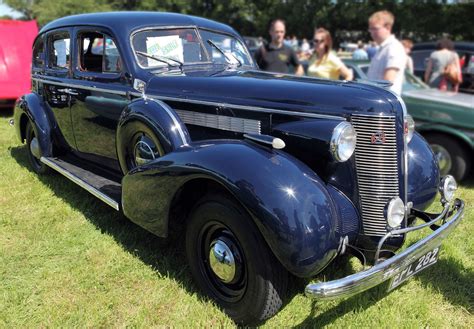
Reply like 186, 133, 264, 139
305, 198, 464, 300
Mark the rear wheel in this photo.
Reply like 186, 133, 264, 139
25, 121, 51, 175
185, 195, 287, 325
425, 133, 471, 181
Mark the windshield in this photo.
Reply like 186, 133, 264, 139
403, 71, 429, 90
131, 28, 253, 69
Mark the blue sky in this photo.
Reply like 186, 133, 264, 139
0, 1, 23, 19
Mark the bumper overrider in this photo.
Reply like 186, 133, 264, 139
305, 198, 464, 300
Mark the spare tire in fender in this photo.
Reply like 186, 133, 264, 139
117, 98, 190, 174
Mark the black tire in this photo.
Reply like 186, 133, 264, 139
25, 121, 51, 175
117, 121, 165, 174
425, 133, 471, 182
185, 195, 288, 325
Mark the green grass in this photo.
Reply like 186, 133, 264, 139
1, 110, 473, 327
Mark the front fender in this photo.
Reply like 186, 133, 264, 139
407, 132, 440, 210
13, 93, 54, 157
122, 140, 341, 277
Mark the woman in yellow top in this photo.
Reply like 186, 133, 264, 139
307, 28, 353, 80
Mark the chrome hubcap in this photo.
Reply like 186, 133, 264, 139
30, 137, 41, 159
431, 144, 452, 176
133, 137, 156, 166
209, 239, 237, 283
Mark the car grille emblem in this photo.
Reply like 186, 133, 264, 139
371, 131, 386, 144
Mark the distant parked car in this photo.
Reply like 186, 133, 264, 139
345, 60, 474, 181
243, 36, 265, 56
411, 42, 474, 94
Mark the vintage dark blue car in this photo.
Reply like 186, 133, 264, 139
12, 12, 465, 324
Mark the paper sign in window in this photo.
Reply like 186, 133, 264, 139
146, 36, 183, 66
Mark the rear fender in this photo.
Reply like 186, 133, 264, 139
122, 140, 341, 277
13, 93, 54, 157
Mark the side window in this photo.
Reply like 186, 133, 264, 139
48, 32, 70, 69
32, 37, 44, 68
79, 31, 122, 73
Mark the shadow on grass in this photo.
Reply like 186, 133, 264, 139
1, 108, 14, 118
9, 145, 197, 294
9, 143, 473, 325
417, 257, 474, 312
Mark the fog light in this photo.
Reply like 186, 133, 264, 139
439, 175, 457, 202
386, 197, 405, 228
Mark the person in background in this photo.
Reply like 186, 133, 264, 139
401, 39, 414, 74
352, 41, 368, 60
307, 28, 353, 80
366, 41, 378, 60
254, 19, 304, 75
290, 35, 299, 52
424, 37, 461, 92
367, 10, 406, 95
300, 38, 310, 53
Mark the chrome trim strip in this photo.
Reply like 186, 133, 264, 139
32, 77, 128, 96
33, 77, 346, 120
305, 199, 464, 300
176, 109, 261, 134
147, 98, 189, 145
40, 157, 120, 211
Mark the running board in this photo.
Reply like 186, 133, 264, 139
40, 156, 121, 211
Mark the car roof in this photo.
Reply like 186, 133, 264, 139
39, 11, 239, 37
412, 41, 474, 52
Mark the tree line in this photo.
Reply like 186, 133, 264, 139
4, 0, 474, 42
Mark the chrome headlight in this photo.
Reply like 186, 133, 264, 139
385, 197, 405, 228
439, 175, 457, 202
330, 122, 356, 162
404, 114, 415, 143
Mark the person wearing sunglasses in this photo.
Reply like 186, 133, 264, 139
307, 28, 353, 81
367, 10, 407, 95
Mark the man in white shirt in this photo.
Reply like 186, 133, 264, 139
367, 10, 406, 95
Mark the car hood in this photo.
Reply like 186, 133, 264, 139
144, 69, 400, 117
403, 88, 474, 110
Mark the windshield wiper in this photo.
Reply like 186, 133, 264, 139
135, 51, 183, 70
206, 39, 242, 67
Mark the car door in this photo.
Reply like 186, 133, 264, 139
41, 29, 77, 150
70, 27, 131, 172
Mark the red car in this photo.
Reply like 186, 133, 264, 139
0, 20, 38, 109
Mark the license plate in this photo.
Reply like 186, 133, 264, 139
388, 246, 440, 291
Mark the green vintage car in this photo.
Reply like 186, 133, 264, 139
345, 60, 474, 181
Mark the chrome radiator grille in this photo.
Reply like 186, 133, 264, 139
351, 115, 400, 236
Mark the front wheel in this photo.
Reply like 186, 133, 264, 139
25, 121, 51, 175
185, 195, 288, 325
425, 133, 471, 181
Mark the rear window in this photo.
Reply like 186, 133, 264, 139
411, 50, 432, 70
32, 37, 44, 68
48, 32, 70, 69
78, 31, 122, 73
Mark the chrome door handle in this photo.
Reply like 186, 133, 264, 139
57, 88, 78, 96
67, 89, 79, 96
